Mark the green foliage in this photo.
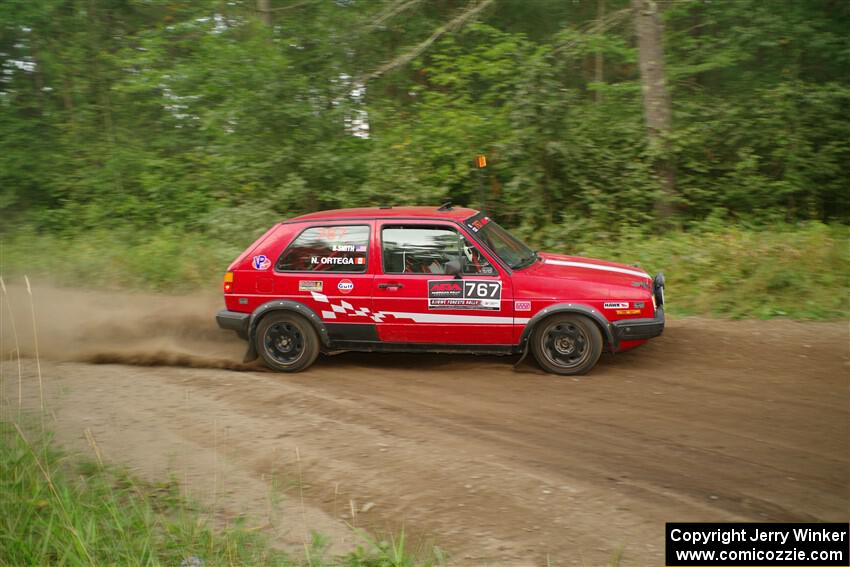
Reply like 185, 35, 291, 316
343, 529, 445, 567
2, 0, 848, 231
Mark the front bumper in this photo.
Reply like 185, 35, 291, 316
216, 309, 250, 340
612, 305, 665, 342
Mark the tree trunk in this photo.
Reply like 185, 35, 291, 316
87, 0, 123, 193
594, 0, 604, 103
257, 0, 272, 27
632, 0, 675, 219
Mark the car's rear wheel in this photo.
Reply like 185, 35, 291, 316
256, 312, 319, 372
531, 314, 603, 375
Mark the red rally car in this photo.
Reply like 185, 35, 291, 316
216, 204, 665, 375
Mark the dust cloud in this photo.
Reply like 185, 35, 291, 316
0, 281, 260, 371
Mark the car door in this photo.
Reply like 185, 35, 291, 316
372, 220, 514, 345
273, 222, 376, 341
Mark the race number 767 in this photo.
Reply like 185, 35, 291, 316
464, 281, 501, 299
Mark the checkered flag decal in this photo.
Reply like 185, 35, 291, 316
310, 291, 387, 322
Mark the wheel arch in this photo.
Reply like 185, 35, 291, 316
519, 303, 615, 352
243, 300, 330, 362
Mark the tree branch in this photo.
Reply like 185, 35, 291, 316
258, 0, 315, 13
360, 0, 494, 83
551, 7, 631, 55
368, 0, 425, 30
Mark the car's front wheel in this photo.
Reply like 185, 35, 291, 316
256, 312, 320, 372
531, 314, 603, 375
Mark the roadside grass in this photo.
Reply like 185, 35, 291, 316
0, 420, 442, 567
0, 227, 237, 293
1, 220, 847, 319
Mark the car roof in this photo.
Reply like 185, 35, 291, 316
286, 206, 480, 223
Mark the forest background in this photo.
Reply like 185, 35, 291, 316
1, 0, 847, 319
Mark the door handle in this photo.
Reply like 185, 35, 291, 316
378, 282, 404, 289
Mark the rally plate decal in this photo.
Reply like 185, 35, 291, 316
428, 280, 502, 311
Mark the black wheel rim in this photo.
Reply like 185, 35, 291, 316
263, 322, 305, 365
541, 321, 590, 369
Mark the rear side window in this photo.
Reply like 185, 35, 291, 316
276, 225, 369, 272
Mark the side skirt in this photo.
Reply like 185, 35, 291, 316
326, 340, 518, 356
324, 323, 519, 355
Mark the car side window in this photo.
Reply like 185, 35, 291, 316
275, 225, 369, 272
381, 225, 495, 275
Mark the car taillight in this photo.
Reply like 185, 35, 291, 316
223, 271, 234, 293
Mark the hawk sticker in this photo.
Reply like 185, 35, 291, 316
428, 280, 502, 310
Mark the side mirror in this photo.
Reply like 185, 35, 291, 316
445, 259, 462, 278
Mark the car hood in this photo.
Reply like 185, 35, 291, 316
522, 252, 652, 286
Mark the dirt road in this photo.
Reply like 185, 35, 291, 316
1, 286, 848, 566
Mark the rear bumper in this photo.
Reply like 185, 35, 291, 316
216, 309, 250, 340
612, 306, 665, 343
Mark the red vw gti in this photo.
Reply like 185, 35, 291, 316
217, 205, 665, 375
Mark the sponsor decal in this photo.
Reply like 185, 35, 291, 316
634, 301, 645, 309
318, 226, 347, 242
337, 279, 354, 294
466, 217, 490, 233
298, 280, 323, 292
514, 300, 532, 311
616, 309, 641, 315
252, 255, 271, 270
308, 290, 527, 324
604, 302, 629, 309
310, 256, 356, 265
428, 280, 502, 311
428, 281, 463, 298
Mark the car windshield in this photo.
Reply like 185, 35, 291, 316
464, 214, 537, 270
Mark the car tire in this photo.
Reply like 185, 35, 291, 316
531, 314, 603, 376
256, 312, 320, 372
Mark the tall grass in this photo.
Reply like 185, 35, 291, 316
570, 221, 849, 319
0, 421, 295, 566
520, 219, 849, 320
0, 420, 445, 567
0, 276, 23, 418
23, 276, 44, 431
0, 227, 239, 292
